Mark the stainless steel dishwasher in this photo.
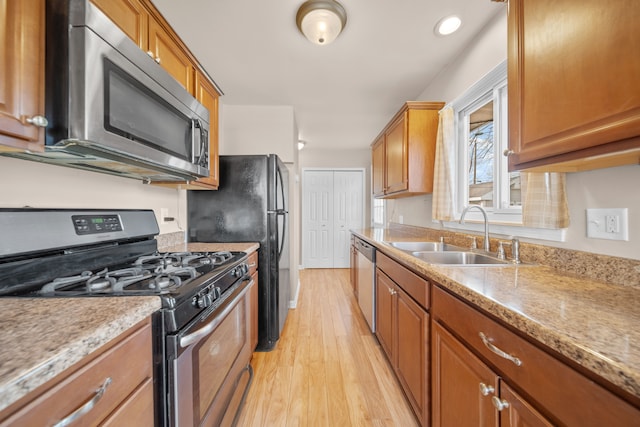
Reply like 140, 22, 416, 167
354, 237, 376, 332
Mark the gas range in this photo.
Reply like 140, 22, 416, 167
0, 209, 248, 331
0, 208, 255, 425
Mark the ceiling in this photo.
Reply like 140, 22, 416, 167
152, 0, 505, 151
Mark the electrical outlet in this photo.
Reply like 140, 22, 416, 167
160, 208, 169, 224
586, 208, 629, 240
399, 215, 404, 224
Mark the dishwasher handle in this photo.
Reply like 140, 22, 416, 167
354, 238, 376, 262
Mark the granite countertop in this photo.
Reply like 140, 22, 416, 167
0, 296, 161, 412
159, 242, 260, 254
352, 228, 640, 401
0, 242, 259, 414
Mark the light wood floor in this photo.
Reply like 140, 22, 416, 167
236, 268, 419, 427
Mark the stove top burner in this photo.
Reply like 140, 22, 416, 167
38, 251, 242, 296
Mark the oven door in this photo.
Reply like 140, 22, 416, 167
167, 277, 254, 427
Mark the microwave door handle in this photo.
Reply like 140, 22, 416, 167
192, 119, 207, 167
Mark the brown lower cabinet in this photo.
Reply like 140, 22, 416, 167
375, 252, 429, 425
432, 321, 551, 427
431, 285, 640, 426
0, 318, 154, 426
350, 236, 358, 295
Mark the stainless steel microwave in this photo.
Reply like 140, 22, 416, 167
5, 0, 212, 182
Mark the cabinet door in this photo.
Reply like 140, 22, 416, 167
193, 72, 220, 189
350, 242, 358, 295
91, 0, 149, 49
371, 136, 385, 196
508, 0, 640, 171
0, 0, 45, 151
432, 321, 498, 427
499, 382, 553, 427
396, 286, 429, 425
384, 113, 408, 194
148, 18, 194, 93
375, 269, 395, 361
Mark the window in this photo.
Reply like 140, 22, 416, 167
451, 61, 521, 225
443, 61, 566, 241
372, 198, 385, 227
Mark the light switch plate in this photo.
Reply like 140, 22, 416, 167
586, 208, 629, 240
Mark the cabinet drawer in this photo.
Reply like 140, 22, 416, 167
2, 319, 153, 426
377, 251, 429, 310
432, 286, 640, 426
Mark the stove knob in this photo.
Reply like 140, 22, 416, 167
193, 291, 213, 308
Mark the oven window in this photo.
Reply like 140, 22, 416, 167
195, 299, 247, 419
103, 59, 191, 160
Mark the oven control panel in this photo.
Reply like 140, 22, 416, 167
72, 214, 123, 235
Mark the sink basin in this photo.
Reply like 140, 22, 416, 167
411, 251, 510, 266
387, 241, 465, 252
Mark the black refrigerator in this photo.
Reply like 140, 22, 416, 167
187, 154, 289, 351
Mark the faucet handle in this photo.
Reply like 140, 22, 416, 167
496, 241, 506, 259
511, 238, 521, 264
470, 236, 478, 250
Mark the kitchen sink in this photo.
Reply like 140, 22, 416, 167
411, 251, 510, 266
387, 241, 465, 252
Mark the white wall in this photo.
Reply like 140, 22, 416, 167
220, 105, 297, 163
388, 8, 640, 260
0, 156, 185, 236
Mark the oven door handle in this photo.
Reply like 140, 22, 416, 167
179, 277, 254, 349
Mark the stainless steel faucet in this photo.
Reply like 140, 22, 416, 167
459, 205, 490, 252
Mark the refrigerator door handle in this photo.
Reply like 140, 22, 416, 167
269, 210, 287, 262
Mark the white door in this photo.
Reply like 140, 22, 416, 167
333, 171, 364, 268
304, 171, 334, 268
303, 169, 364, 268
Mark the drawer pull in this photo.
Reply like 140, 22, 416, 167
53, 377, 112, 427
479, 332, 522, 367
479, 382, 495, 396
492, 396, 510, 411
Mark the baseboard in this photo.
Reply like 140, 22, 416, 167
289, 278, 300, 309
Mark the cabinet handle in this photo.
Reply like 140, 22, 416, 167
491, 396, 510, 411
479, 332, 522, 366
503, 149, 514, 157
53, 377, 112, 427
25, 115, 48, 128
479, 382, 495, 396
388, 287, 396, 295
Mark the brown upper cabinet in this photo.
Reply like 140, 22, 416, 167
92, 0, 194, 93
507, 0, 640, 172
92, 0, 220, 188
371, 102, 444, 199
0, 0, 46, 152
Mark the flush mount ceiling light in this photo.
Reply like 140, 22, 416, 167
434, 15, 462, 36
296, 0, 347, 45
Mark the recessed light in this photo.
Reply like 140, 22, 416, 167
435, 15, 462, 36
